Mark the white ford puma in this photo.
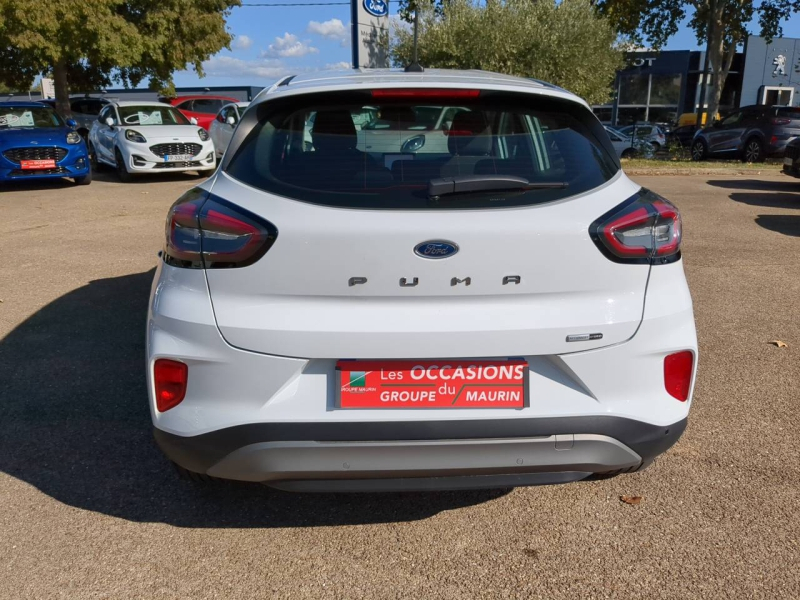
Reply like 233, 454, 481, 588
147, 69, 697, 492
88, 101, 216, 181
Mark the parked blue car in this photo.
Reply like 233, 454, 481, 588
0, 101, 91, 185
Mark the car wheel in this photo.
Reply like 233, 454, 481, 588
115, 148, 133, 182
742, 138, 764, 163
74, 168, 92, 186
650, 142, 661, 151
691, 139, 707, 161
88, 142, 105, 172
621, 148, 635, 159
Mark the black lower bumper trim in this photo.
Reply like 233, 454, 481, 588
154, 416, 688, 476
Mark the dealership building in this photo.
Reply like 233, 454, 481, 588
595, 35, 800, 126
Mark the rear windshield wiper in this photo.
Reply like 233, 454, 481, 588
428, 175, 568, 199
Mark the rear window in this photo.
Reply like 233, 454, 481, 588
225, 91, 619, 210
776, 107, 800, 119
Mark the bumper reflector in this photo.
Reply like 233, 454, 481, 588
154, 359, 188, 412
664, 351, 693, 401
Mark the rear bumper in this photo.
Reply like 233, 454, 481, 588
155, 416, 687, 491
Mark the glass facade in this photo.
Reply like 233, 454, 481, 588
593, 51, 744, 127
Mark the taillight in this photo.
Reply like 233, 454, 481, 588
163, 189, 278, 269
664, 351, 694, 401
371, 89, 481, 99
590, 190, 682, 264
154, 359, 188, 412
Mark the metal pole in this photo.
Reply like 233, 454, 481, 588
696, 0, 715, 127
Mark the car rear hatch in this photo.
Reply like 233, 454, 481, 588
197, 86, 652, 359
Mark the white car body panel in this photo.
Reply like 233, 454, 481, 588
205, 171, 647, 358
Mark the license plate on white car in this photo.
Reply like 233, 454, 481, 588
165, 154, 192, 162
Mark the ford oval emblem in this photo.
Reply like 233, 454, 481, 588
363, 0, 388, 17
414, 240, 459, 259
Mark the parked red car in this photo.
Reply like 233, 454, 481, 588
169, 95, 239, 131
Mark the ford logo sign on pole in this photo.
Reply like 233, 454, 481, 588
363, 0, 388, 17
414, 241, 459, 259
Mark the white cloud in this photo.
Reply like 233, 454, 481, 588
231, 34, 253, 51
307, 19, 350, 46
262, 33, 318, 58
202, 56, 292, 80
325, 61, 352, 70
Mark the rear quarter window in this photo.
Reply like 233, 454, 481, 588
776, 107, 800, 119
225, 90, 619, 210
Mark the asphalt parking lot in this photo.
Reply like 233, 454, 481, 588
1, 170, 798, 599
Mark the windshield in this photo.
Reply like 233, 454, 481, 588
0, 106, 63, 128
117, 106, 190, 126
226, 91, 619, 210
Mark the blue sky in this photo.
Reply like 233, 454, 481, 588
172, 2, 800, 88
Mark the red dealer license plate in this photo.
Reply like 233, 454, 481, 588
336, 360, 528, 409
20, 159, 56, 170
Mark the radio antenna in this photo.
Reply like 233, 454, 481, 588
405, 6, 423, 72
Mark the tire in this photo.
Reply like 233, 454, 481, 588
650, 142, 661, 151
691, 139, 708, 161
115, 148, 133, 182
621, 148, 635, 159
88, 141, 106, 172
742, 137, 764, 163
74, 168, 92, 186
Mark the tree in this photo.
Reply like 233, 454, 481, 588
390, 0, 624, 105
595, 0, 800, 123
0, 0, 240, 115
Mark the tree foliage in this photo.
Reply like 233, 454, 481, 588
0, 0, 239, 113
596, 0, 800, 122
391, 0, 623, 105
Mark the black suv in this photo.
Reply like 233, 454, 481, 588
691, 105, 800, 162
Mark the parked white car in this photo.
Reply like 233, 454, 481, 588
617, 124, 667, 151
209, 101, 249, 158
149, 69, 696, 492
605, 126, 653, 159
88, 101, 216, 181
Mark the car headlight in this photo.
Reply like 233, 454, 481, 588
198, 128, 210, 142
66, 131, 82, 145
125, 129, 147, 143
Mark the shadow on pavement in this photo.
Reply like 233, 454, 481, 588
0, 270, 507, 527
91, 168, 207, 184
727, 192, 800, 210
706, 178, 800, 193
754, 214, 800, 237
1, 170, 203, 191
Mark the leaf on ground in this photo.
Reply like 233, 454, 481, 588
769, 340, 788, 348
620, 495, 643, 505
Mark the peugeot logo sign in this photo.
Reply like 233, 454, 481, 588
414, 240, 459, 259
363, 0, 388, 17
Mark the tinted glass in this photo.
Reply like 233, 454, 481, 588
225, 91, 618, 210
648, 74, 681, 105
0, 106, 63, 128
618, 73, 649, 105
776, 107, 800, 120
191, 99, 223, 114
117, 106, 190, 126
